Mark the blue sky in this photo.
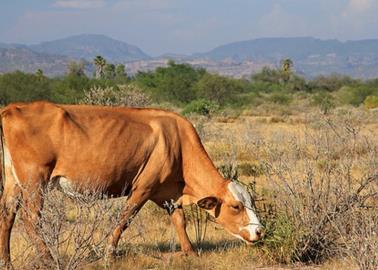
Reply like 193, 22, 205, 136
1, 0, 378, 56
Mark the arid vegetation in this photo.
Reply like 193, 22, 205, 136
1, 60, 377, 269
6, 106, 376, 270
1, 58, 378, 112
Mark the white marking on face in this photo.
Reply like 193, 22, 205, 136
3, 144, 21, 186
227, 182, 261, 241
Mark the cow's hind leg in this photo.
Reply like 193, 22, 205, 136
11, 163, 54, 267
20, 185, 54, 267
0, 177, 21, 270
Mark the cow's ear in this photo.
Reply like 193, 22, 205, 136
197, 196, 219, 210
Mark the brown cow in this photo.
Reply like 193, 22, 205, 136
0, 101, 263, 268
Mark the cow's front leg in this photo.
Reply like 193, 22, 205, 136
106, 189, 149, 258
170, 207, 196, 256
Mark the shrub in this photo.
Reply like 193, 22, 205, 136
333, 207, 378, 270
337, 85, 378, 106
311, 91, 335, 114
308, 74, 357, 92
364, 95, 378, 109
182, 99, 219, 116
135, 61, 206, 104
194, 73, 244, 105
251, 67, 284, 85
237, 162, 264, 177
17, 188, 127, 270
261, 212, 297, 263
80, 84, 151, 107
269, 92, 292, 105
262, 116, 377, 264
0, 71, 53, 104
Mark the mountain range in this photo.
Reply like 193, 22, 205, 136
29, 34, 150, 62
1, 34, 378, 78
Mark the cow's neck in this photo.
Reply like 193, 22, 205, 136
181, 139, 226, 202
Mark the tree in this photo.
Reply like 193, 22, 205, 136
36, 69, 45, 81
280, 58, 293, 82
115, 64, 126, 77
194, 73, 243, 105
136, 61, 206, 104
67, 60, 86, 77
0, 71, 52, 104
281, 58, 293, 73
93, 56, 106, 79
104, 64, 116, 80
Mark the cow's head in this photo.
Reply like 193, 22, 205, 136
197, 181, 264, 244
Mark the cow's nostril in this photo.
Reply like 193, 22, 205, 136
255, 226, 263, 237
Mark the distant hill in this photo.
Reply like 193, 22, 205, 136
197, 37, 378, 61
195, 37, 378, 78
29, 34, 150, 62
0, 47, 72, 76
0, 43, 28, 49
1, 36, 378, 78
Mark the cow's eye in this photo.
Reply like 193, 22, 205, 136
231, 205, 241, 211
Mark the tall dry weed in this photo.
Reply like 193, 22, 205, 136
262, 113, 377, 266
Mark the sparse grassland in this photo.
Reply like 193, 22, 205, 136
8, 106, 377, 270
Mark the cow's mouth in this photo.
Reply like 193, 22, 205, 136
244, 238, 260, 246
240, 228, 264, 244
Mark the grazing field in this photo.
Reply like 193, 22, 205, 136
9, 107, 377, 270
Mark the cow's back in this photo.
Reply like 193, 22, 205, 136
0, 101, 184, 195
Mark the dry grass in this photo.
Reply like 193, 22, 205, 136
8, 107, 377, 270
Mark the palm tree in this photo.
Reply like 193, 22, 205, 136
94, 56, 107, 79
280, 58, 293, 73
280, 58, 293, 82
35, 69, 44, 81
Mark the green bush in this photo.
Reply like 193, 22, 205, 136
262, 213, 297, 264
269, 92, 292, 105
251, 67, 308, 92
251, 67, 284, 84
249, 81, 282, 93
308, 74, 357, 92
135, 61, 206, 104
364, 95, 378, 109
337, 85, 378, 106
182, 99, 219, 116
0, 71, 53, 104
311, 91, 335, 114
194, 73, 245, 105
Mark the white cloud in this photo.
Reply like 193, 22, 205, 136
256, 4, 308, 38
342, 0, 376, 16
347, 0, 374, 12
53, 0, 106, 9
329, 0, 378, 40
112, 0, 178, 12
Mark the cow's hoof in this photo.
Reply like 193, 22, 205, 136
104, 245, 117, 267
182, 250, 198, 257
